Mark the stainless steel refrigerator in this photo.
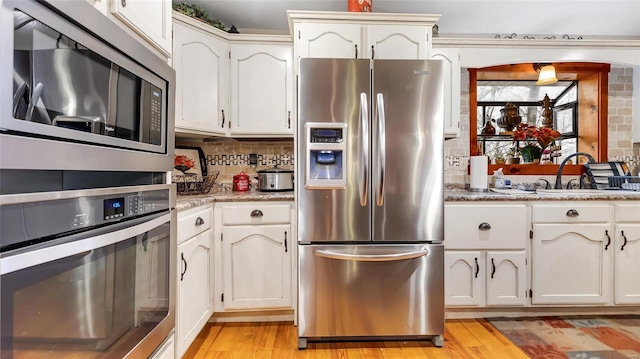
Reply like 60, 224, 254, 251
296, 58, 445, 349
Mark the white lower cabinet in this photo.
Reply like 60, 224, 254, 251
445, 251, 527, 307
613, 203, 640, 304
530, 202, 612, 305
531, 223, 611, 305
214, 202, 294, 313
176, 206, 214, 358
222, 225, 292, 309
444, 202, 528, 307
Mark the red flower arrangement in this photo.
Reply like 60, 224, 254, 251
512, 123, 561, 149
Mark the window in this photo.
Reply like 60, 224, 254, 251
469, 62, 610, 175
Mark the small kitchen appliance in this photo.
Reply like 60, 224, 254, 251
256, 165, 294, 191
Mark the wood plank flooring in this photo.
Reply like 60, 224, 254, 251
185, 319, 530, 359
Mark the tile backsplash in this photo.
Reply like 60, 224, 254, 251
176, 139, 294, 184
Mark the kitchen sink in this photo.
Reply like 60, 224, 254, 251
535, 189, 612, 195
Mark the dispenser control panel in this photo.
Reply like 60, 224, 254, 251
305, 122, 348, 189
310, 128, 343, 143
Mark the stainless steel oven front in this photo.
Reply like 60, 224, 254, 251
0, 184, 176, 359
0, 0, 175, 172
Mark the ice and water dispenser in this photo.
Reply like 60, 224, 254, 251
305, 123, 348, 189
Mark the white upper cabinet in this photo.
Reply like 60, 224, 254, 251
295, 23, 362, 59
229, 42, 294, 137
431, 47, 460, 138
90, 0, 172, 58
289, 11, 440, 63
367, 25, 428, 59
110, 0, 172, 56
173, 16, 228, 136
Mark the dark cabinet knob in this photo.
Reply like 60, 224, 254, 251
478, 222, 491, 230
566, 209, 579, 217
251, 209, 264, 217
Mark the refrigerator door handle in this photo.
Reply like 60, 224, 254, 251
359, 92, 369, 206
375, 93, 386, 207
315, 249, 429, 262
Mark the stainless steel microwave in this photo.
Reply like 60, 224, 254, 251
0, 0, 175, 172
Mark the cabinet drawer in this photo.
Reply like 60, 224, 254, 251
178, 206, 213, 243
532, 203, 610, 223
222, 203, 291, 225
445, 204, 527, 249
614, 203, 640, 222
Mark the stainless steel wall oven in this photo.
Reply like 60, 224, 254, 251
0, 184, 176, 359
1, 0, 175, 171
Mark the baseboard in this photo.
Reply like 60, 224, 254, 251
445, 306, 640, 319
208, 309, 295, 323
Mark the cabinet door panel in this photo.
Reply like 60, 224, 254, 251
614, 224, 640, 304
230, 44, 293, 136
431, 47, 460, 138
297, 23, 361, 59
222, 225, 291, 310
367, 25, 426, 59
177, 230, 213, 358
532, 224, 610, 305
111, 0, 172, 55
445, 251, 484, 306
486, 252, 526, 306
173, 23, 227, 135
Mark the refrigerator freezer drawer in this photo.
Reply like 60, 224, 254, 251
298, 244, 444, 339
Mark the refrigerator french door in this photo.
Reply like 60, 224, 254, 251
297, 58, 444, 348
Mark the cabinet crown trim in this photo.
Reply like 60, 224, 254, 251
287, 10, 441, 39
433, 37, 640, 49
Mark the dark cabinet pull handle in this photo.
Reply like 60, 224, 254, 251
491, 258, 496, 279
284, 231, 288, 253
566, 209, 579, 217
478, 222, 491, 230
371, 45, 375, 59
251, 209, 264, 217
474, 257, 479, 278
621, 230, 627, 251
221, 109, 225, 128
288, 111, 291, 129
180, 253, 187, 281
354, 44, 358, 58
121, 0, 126, 7
195, 217, 204, 226
605, 230, 611, 251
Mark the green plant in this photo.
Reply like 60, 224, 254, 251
173, 2, 225, 31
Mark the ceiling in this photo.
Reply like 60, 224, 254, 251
188, 1, 640, 37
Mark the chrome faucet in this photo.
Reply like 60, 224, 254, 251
554, 152, 595, 189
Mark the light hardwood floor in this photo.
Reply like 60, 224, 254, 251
185, 319, 530, 359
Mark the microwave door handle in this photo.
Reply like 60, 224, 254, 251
375, 93, 386, 207
359, 92, 369, 206
106, 63, 119, 134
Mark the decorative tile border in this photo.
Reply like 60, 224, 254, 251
207, 154, 295, 166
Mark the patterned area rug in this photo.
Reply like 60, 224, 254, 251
487, 315, 640, 359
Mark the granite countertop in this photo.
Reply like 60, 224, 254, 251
445, 189, 640, 201
176, 190, 294, 211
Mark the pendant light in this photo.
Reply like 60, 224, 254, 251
534, 64, 558, 85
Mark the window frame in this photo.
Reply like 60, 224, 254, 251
468, 62, 610, 176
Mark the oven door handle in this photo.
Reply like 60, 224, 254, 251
1, 211, 170, 275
